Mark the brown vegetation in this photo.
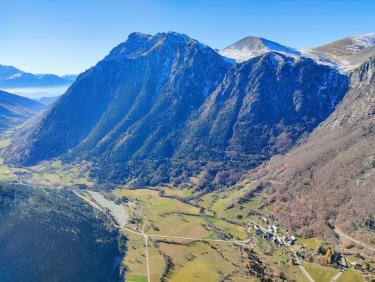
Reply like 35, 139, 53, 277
245, 58, 375, 245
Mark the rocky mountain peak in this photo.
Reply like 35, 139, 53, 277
220, 36, 300, 63
104, 31, 208, 63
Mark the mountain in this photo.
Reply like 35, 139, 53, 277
220, 36, 300, 62
306, 32, 375, 70
172, 52, 347, 187
0, 64, 76, 88
219, 33, 375, 70
61, 74, 78, 81
4, 32, 348, 187
37, 95, 60, 106
0, 90, 44, 131
4, 32, 231, 177
245, 56, 375, 243
313, 32, 375, 58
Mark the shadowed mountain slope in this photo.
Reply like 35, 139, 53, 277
246, 57, 375, 244
0, 90, 44, 131
4, 32, 348, 187
5, 32, 231, 172
173, 53, 347, 184
0, 183, 122, 282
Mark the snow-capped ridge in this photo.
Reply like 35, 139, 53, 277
309, 32, 375, 72
220, 36, 300, 63
105, 31, 216, 62
347, 32, 375, 52
220, 32, 375, 72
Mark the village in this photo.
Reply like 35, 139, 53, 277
242, 216, 374, 281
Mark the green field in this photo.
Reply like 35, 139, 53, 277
127, 275, 148, 282
303, 262, 339, 282
337, 269, 365, 282
113, 186, 326, 282
298, 237, 321, 251
156, 241, 254, 282
122, 232, 149, 281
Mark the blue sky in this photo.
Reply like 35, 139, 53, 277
0, 0, 374, 75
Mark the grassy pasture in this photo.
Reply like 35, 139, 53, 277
303, 262, 339, 282
337, 269, 365, 282
156, 241, 253, 282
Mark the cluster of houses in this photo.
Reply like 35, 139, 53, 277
244, 216, 375, 280
249, 217, 351, 270
249, 218, 296, 247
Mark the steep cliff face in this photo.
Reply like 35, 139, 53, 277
176, 53, 347, 169
247, 57, 375, 242
4, 32, 348, 186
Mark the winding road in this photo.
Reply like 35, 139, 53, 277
335, 227, 375, 253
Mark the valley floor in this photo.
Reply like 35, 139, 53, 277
71, 186, 372, 282
0, 130, 373, 282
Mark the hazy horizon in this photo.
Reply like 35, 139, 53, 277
1, 0, 375, 75
0, 85, 68, 99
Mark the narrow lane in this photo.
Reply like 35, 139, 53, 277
331, 271, 343, 282
335, 228, 375, 253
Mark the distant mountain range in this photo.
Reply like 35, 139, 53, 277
0, 64, 76, 88
0, 90, 44, 132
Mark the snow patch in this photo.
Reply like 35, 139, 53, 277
220, 47, 269, 62
219, 37, 300, 63
300, 49, 343, 68
347, 32, 375, 52
6, 73, 23, 80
